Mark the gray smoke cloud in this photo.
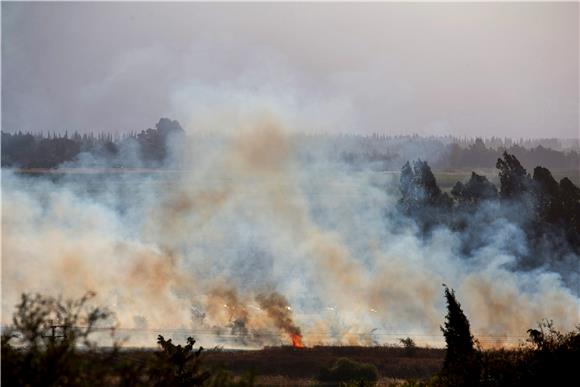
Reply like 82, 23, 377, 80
2, 98, 579, 348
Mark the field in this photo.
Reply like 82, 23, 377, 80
204, 346, 443, 379
13, 167, 579, 188
115, 345, 444, 386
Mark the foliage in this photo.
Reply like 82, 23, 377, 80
399, 152, 580, 267
398, 159, 453, 231
439, 286, 479, 386
560, 177, 580, 242
318, 357, 379, 386
148, 335, 209, 386
1, 292, 254, 387
399, 337, 416, 349
520, 320, 580, 385
1, 117, 184, 168
474, 321, 580, 387
532, 166, 562, 224
1, 291, 115, 386
496, 151, 532, 200
451, 172, 497, 206
433, 287, 580, 387
399, 337, 417, 355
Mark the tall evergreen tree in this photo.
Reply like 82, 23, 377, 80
441, 285, 479, 386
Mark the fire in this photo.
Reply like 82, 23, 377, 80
291, 333, 304, 348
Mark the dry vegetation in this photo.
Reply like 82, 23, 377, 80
202, 346, 443, 381
2, 288, 578, 386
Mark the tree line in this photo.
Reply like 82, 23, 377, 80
2, 121, 579, 171
338, 137, 579, 171
1, 118, 185, 168
397, 152, 580, 268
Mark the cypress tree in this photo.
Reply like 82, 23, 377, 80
440, 285, 479, 386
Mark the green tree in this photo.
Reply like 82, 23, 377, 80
440, 286, 479, 386
496, 152, 531, 200
451, 172, 498, 206
532, 166, 562, 224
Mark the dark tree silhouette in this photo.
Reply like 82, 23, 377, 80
440, 285, 479, 386
399, 159, 452, 209
560, 177, 580, 245
0, 292, 113, 387
399, 161, 415, 203
1, 118, 185, 169
1, 293, 254, 386
496, 151, 532, 200
451, 172, 498, 206
150, 336, 210, 387
532, 166, 563, 224
398, 159, 453, 232
136, 118, 185, 164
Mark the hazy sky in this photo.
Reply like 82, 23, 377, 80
2, 1, 579, 138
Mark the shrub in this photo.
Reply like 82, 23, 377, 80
1, 291, 115, 386
476, 322, 580, 387
318, 357, 379, 386
400, 337, 417, 354
1, 292, 255, 386
147, 335, 209, 386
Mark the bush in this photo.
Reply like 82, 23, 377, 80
1, 291, 115, 387
478, 320, 580, 387
435, 286, 579, 387
1, 292, 254, 386
148, 335, 210, 386
400, 337, 417, 355
318, 357, 379, 386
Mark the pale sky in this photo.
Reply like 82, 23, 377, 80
2, 1, 579, 138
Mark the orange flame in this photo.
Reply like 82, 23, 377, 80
291, 333, 304, 348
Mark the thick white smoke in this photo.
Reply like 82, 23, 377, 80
2, 101, 579, 348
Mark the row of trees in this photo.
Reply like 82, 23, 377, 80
440, 139, 579, 170
336, 137, 580, 170
398, 152, 580, 264
2, 123, 579, 171
1, 118, 184, 168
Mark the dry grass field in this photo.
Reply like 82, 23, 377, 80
202, 346, 444, 382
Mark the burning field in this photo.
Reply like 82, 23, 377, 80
2, 3, 579, 385
2, 112, 579, 351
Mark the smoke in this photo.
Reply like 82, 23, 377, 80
2, 100, 579, 348
255, 291, 301, 339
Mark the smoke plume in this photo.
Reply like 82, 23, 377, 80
2, 103, 579, 348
